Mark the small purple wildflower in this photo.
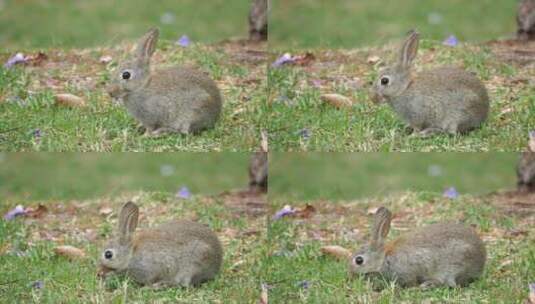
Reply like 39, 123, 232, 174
176, 186, 191, 199
443, 187, 459, 199
176, 35, 191, 47
3, 53, 27, 69
31, 281, 44, 289
4, 205, 26, 220
296, 128, 311, 140
272, 205, 295, 220
443, 35, 459, 47
297, 280, 310, 289
271, 53, 294, 68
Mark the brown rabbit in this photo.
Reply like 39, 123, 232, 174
349, 207, 486, 289
371, 30, 490, 137
248, 151, 268, 193
518, 0, 535, 40
107, 28, 223, 136
98, 202, 223, 287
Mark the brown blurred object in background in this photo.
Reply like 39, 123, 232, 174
517, 152, 535, 192
249, 152, 268, 193
249, 0, 268, 41
517, 0, 535, 40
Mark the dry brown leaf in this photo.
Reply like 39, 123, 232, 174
367, 55, 381, 64
321, 93, 353, 109
321, 245, 352, 260
25, 204, 48, 218
259, 284, 268, 304
54, 93, 86, 108
295, 204, 316, 219
54, 245, 86, 260
99, 207, 113, 216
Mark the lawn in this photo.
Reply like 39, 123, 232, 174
0, 153, 267, 303
270, 0, 518, 49
265, 153, 535, 303
267, 39, 535, 152
0, 1, 266, 152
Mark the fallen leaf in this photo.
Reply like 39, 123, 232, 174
321, 245, 352, 260
25, 204, 48, 218
54, 245, 86, 260
295, 204, 316, 219
259, 283, 269, 304
99, 55, 112, 63
321, 93, 353, 109
529, 131, 535, 152
99, 207, 113, 216
367, 55, 380, 64
54, 93, 86, 108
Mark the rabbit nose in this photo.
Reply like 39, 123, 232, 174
106, 85, 120, 98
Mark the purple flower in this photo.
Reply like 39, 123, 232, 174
33, 129, 41, 138
3, 53, 27, 69
31, 281, 44, 289
529, 130, 535, 140
271, 53, 294, 68
272, 205, 295, 220
297, 280, 310, 289
176, 35, 191, 47
176, 186, 191, 199
443, 187, 459, 199
296, 128, 311, 140
4, 205, 26, 220
443, 35, 459, 47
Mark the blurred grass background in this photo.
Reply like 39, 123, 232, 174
0, 153, 249, 201
0, 0, 250, 49
269, 153, 519, 201
270, 0, 518, 48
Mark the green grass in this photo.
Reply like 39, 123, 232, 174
267, 192, 535, 303
0, 39, 267, 152
0, 0, 250, 49
270, 0, 518, 49
0, 191, 267, 303
266, 153, 534, 302
269, 152, 519, 201
268, 40, 535, 152
0, 153, 250, 201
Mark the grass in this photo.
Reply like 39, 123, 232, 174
0, 192, 267, 303
268, 152, 519, 201
0, 153, 250, 201
0, 39, 267, 152
0, 0, 250, 49
267, 191, 535, 303
265, 153, 534, 302
270, 0, 518, 49
267, 39, 535, 152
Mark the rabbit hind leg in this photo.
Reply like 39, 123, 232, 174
416, 127, 445, 138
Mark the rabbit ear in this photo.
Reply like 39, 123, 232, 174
398, 30, 420, 69
371, 207, 392, 248
136, 28, 159, 64
118, 201, 139, 244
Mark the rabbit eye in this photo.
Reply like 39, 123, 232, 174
121, 71, 132, 80
380, 77, 390, 86
104, 250, 113, 259
355, 256, 364, 265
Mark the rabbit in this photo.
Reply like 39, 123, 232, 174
349, 207, 486, 289
517, 152, 535, 192
371, 30, 490, 137
98, 202, 223, 287
107, 28, 223, 136
248, 151, 268, 193
518, 0, 535, 40
249, 0, 268, 41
